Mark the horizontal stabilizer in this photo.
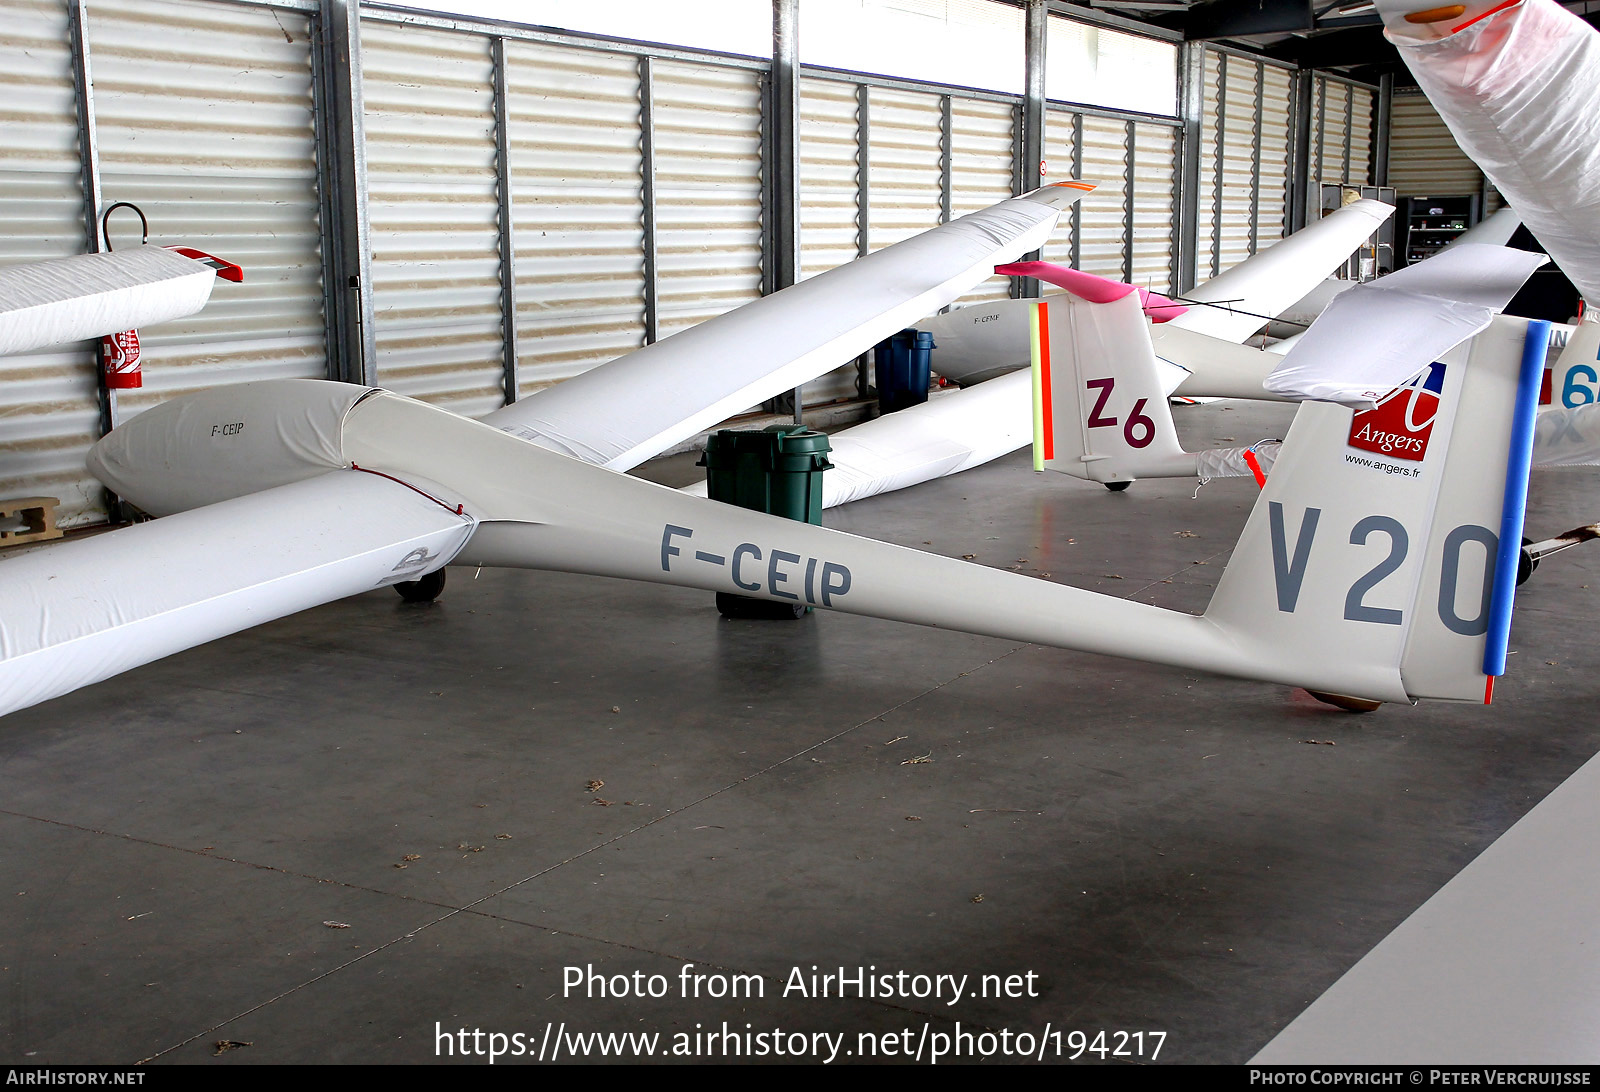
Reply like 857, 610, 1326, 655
994, 261, 1187, 321
0, 246, 230, 356
1264, 244, 1546, 407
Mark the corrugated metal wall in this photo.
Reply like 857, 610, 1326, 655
1310, 75, 1374, 188
89, 0, 325, 407
1389, 90, 1495, 207
1195, 49, 1297, 283
1041, 108, 1177, 293
946, 96, 1016, 305
503, 40, 644, 394
0, 0, 325, 527
865, 86, 944, 254
797, 76, 859, 283
361, 20, 503, 418
0, 0, 101, 525
3, 0, 1376, 528
651, 60, 763, 339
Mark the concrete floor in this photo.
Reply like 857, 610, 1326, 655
4, 398, 1599, 1065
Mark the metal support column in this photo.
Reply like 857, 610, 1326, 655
639, 54, 660, 347
1175, 42, 1204, 293
1341, 83, 1353, 185
1070, 112, 1083, 270
1209, 51, 1226, 280
314, 0, 375, 387
66, 0, 113, 442
1249, 61, 1264, 256
939, 95, 952, 226
1373, 73, 1392, 188
1288, 68, 1314, 232
492, 37, 520, 403
1122, 121, 1135, 284
854, 83, 874, 399
766, 0, 801, 420
1016, 0, 1047, 296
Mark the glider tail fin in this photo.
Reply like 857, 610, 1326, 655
1030, 294, 1198, 485
1202, 315, 1545, 705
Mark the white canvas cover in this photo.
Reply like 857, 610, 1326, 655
1264, 244, 1546, 406
0, 471, 474, 719
481, 184, 1092, 471
0, 246, 219, 356
1377, 0, 1600, 304
680, 376, 1034, 509
1172, 199, 1396, 343
88, 379, 377, 516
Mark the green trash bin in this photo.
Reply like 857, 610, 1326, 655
697, 424, 832, 619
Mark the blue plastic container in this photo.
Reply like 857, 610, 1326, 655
873, 328, 935, 414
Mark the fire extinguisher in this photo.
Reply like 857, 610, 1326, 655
99, 201, 151, 390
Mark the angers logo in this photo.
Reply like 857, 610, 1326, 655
1347, 362, 1445, 463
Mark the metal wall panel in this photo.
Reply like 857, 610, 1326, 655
866, 86, 943, 255
651, 60, 763, 339
88, 0, 325, 413
1214, 57, 1257, 273
948, 95, 1015, 305
1347, 84, 1374, 189
1195, 51, 1224, 280
798, 75, 859, 283
1041, 109, 1078, 268
1258, 63, 1294, 248
503, 39, 645, 393
361, 21, 503, 418
0, 0, 102, 526
1129, 122, 1176, 294
1197, 50, 1297, 282
1389, 91, 1489, 200
1077, 113, 1128, 280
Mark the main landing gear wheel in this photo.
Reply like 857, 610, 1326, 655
395, 569, 447, 603
1104, 481, 1131, 492
716, 592, 806, 620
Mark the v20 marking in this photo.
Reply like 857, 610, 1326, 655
1084, 377, 1156, 449
1269, 502, 1497, 635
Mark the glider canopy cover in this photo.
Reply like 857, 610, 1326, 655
0, 246, 232, 357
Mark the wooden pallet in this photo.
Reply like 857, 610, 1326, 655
0, 496, 63, 547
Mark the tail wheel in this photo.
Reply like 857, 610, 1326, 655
1516, 537, 1538, 586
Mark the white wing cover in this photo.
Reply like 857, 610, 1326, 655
483, 184, 1090, 471
1379, 0, 1600, 304
1264, 244, 1546, 406
0, 247, 219, 356
0, 472, 474, 719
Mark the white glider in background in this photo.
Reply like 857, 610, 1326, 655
680, 199, 1401, 510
